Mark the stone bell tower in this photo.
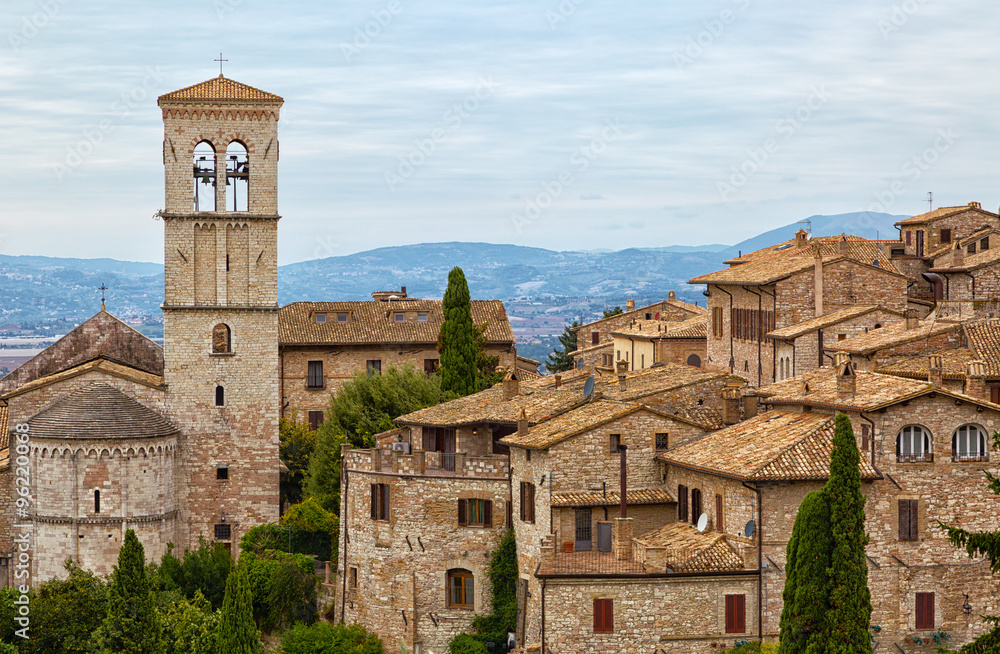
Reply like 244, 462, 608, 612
157, 74, 283, 551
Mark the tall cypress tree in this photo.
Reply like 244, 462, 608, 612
778, 490, 832, 654
438, 267, 478, 396
824, 413, 872, 653
216, 559, 262, 654
94, 529, 162, 654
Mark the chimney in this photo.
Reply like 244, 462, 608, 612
517, 408, 528, 437
668, 290, 676, 301
904, 308, 920, 330
742, 394, 759, 418
814, 243, 824, 317
502, 369, 519, 400
952, 240, 965, 267
928, 355, 943, 389
838, 234, 850, 255
969, 201, 982, 209
626, 299, 635, 311
554, 374, 562, 388
837, 360, 857, 398
400, 286, 407, 297
540, 534, 556, 571
795, 228, 808, 247
721, 388, 740, 425
616, 360, 628, 392
613, 516, 633, 562
965, 361, 988, 400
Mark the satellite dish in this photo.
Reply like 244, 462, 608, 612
696, 513, 708, 532
583, 375, 595, 398
744, 519, 756, 538
576, 359, 584, 370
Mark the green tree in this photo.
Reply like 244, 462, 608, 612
280, 417, 318, 506
280, 621, 384, 654
215, 560, 262, 654
546, 321, 579, 373
824, 413, 872, 653
94, 529, 163, 654
602, 306, 624, 318
17, 561, 107, 654
439, 266, 479, 396
778, 490, 832, 654
160, 591, 217, 654
157, 539, 233, 610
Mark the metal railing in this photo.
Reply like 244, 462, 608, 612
439, 452, 456, 472
896, 453, 934, 463
952, 453, 990, 463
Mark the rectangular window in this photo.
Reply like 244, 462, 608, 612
691, 488, 702, 526
216, 465, 229, 480
214, 523, 232, 541
520, 482, 535, 523
716, 493, 724, 532
315, 313, 327, 324
968, 242, 977, 254
593, 598, 613, 633
906, 231, 911, 245
916, 592, 935, 630
337, 313, 348, 323
940, 228, 951, 244
899, 499, 918, 541
458, 498, 493, 528
609, 434, 621, 454
655, 433, 669, 452
367, 360, 382, 376
725, 594, 746, 633
983, 237, 991, 251
449, 571, 475, 608
349, 567, 358, 589
307, 410, 324, 431
424, 358, 439, 374
678, 484, 689, 522
418, 312, 429, 322
394, 312, 405, 322
307, 360, 324, 388
592, 331, 600, 345
371, 483, 390, 521
94, 490, 100, 513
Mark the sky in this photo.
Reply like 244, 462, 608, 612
0, 0, 997, 265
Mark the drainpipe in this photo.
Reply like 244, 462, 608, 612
619, 444, 628, 518
717, 285, 735, 372
742, 481, 763, 643
817, 330, 824, 368
340, 460, 349, 624
541, 578, 547, 653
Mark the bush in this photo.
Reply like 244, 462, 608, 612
241, 498, 339, 563
279, 622, 384, 654
724, 643, 779, 654
240, 550, 317, 632
157, 539, 233, 610
20, 561, 108, 654
0, 643, 17, 654
160, 591, 217, 654
448, 633, 488, 654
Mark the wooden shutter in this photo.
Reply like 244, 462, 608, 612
736, 594, 746, 632
916, 592, 935, 630
725, 594, 745, 633
519, 482, 526, 521
528, 484, 535, 523
370, 484, 378, 520
691, 488, 702, 525
908, 500, 918, 540
899, 499, 918, 540
716, 494, 724, 532
678, 485, 688, 522
593, 598, 613, 633
458, 499, 467, 526
484, 500, 493, 528
381, 483, 390, 520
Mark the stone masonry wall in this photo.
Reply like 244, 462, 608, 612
787, 308, 904, 377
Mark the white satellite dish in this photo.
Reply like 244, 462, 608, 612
583, 375, 595, 398
696, 513, 708, 532
744, 519, 756, 538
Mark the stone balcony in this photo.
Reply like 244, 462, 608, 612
343, 446, 509, 479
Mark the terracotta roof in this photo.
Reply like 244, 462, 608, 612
279, 300, 514, 346
1, 357, 164, 401
929, 243, 1000, 272
659, 410, 880, 481
966, 320, 1000, 375
570, 341, 614, 358
766, 305, 902, 341
875, 346, 975, 381
691, 235, 900, 286
634, 522, 744, 572
551, 487, 676, 508
501, 401, 680, 450
895, 204, 997, 226
663, 405, 726, 430
571, 299, 704, 334
26, 382, 178, 440
826, 318, 962, 355
0, 310, 163, 395
158, 75, 283, 104
612, 316, 708, 340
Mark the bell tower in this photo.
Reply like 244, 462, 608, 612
157, 75, 283, 551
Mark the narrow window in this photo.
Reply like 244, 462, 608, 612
520, 482, 535, 523
715, 493, 724, 531
349, 567, 358, 589
678, 484, 689, 522
982, 237, 990, 251
691, 488, 702, 525
655, 433, 669, 452
916, 592, 935, 630
225, 140, 249, 212
609, 434, 621, 454
94, 489, 101, 514
424, 359, 439, 374
899, 499, 919, 541
307, 361, 324, 388
940, 228, 951, 243
725, 594, 746, 633
307, 411, 324, 431
641, 353, 645, 368
367, 360, 382, 376
593, 598, 613, 633
905, 230, 911, 245
193, 141, 216, 212
216, 466, 229, 480
525, 449, 531, 462
448, 570, 475, 608
370, 483, 390, 521
212, 323, 231, 354
592, 331, 600, 345
215, 385, 224, 407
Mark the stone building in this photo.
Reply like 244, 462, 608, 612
691, 232, 908, 387
0, 73, 284, 583
611, 314, 707, 371
826, 314, 965, 373
279, 293, 517, 428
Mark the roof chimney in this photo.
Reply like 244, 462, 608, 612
969, 201, 981, 209
837, 359, 857, 398
554, 374, 562, 388
952, 240, 965, 267
517, 408, 528, 437
904, 308, 920, 330
965, 361, 988, 401
838, 234, 850, 255
400, 286, 407, 297
668, 290, 676, 301
721, 388, 740, 425
742, 394, 758, 419
502, 369, 519, 400
795, 229, 808, 247
616, 360, 628, 393
928, 355, 943, 388
626, 299, 635, 311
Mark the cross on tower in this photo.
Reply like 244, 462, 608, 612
99, 283, 108, 310
215, 52, 228, 76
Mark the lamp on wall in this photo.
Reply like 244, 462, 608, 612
963, 594, 972, 615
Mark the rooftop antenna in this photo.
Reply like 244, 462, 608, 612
927, 191, 933, 212
795, 219, 812, 234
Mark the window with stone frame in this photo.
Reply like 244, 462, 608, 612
349, 567, 358, 589
212, 323, 231, 353
193, 140, 216, 212
307, 360, 324, 388
896, 425, 933, 462
952, 424, 989, 462
215, 385, 225, 407
448, 569, 474, 609
725, 594, 746, 633
655, 432, 669, 452
593, 598, 613, 633
370, 483, 390, 521
916, 592, 935, 630
609, 433, 621, 454
458, 498, 493, 528
307, 411, 324, 431
520, 482, 535, 523
94, 489, 101, 514
367, 359, 382, 376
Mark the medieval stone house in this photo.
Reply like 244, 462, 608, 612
611, 314, 708, 371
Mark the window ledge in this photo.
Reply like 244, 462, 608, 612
305, 385, 326, 391
209, 352, 236, 357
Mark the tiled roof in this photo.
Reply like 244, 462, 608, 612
26, 382, 178, 440
279, 300, 514, 346
895, 204, 997, 226
551, 487, 676, 508
966, 320, 1000, 375
571, 299, 704, 334
0, 310, 163, 395
158, 76, 283, 104
634, 522, 744, 572
611, 316, 708, 340
571, 341, 614, 358
874, 346, 974, 380
826, 318, 961, 355
929, 244, 1000, 272
1, 357, 164, 401
691, 235, 900, 286
500, 400, 677, 450
660, 410, 881, 481
665, 405, 726, 430
766, 305, 902, 340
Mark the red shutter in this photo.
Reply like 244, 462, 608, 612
736, 594, 746, 632
916, 592, 935, 630
604, 598, 613, 633
370, 484, 378, 520
458, 499, 467, 526
593, 598, 613, 633
716, 494, 724, 532
593, 599, 602, 632
725, 595, 734, 633
484, 500, 493, 528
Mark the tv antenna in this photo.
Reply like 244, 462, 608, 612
795, 219, 812, 234
927, 192, 933, 212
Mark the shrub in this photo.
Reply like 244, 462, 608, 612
20, 560, 107, 654
448, 633, 488, 654
240, 549, 317, 632
157, 539, 233, 610
160, 590, 217, 654
279, 621, 384, 654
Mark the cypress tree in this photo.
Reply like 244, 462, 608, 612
824, 413, 872, 653
95, 528, 162, 654
546, 321, 579, 373
216, 559, 262, 654
439, 267, 478, 396
778, 490, 832, 654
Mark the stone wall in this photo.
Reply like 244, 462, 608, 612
784, 308, 904, 378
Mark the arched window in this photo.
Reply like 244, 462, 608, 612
896, 425, 932, 463
193, 141, 216, 212
212, 323, 232, 354
952, 425, 988, 462
225, 141, 249, 212
215, 385, 225, 407
687, 354, 702, 368
447, 569, 474, 608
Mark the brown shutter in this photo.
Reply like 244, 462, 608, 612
678, 485, 688, 522
519, 482, 526, 521
381, 483, 390, 521
593, 599, 602, 632
604, 599, 613, 633
458, 499, 467, 526
736, 594, 746, 632
371, 484, 378, 520
916, 592, 935, 630
716, 494, 724, 532
529, 484, 536, 523
898, 499, 910, 540
909, 499, 919, 540
725, 595, 734, 632
484, 500, 493, 528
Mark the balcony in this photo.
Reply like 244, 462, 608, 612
343, 447, 509, 479
952, 453, 990, 463
896, 453, 934, 464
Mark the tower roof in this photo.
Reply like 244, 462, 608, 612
158, 75, 283, 105
26, 382, 178, 440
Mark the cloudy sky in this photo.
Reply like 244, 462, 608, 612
0, 0, 996, 264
